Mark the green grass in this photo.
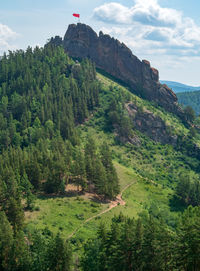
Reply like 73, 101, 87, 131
25, 159, 178, 242
25, 162, 139, 240
123, 180, 172, 216
73, 164, 174, 240
25, 195, 109, 239
114, 161, 138, 189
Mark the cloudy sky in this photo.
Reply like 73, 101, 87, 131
1, 0, 200, 85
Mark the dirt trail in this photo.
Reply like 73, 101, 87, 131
67, 181, 135, 240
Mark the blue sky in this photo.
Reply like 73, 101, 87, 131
1, 0, 200, 85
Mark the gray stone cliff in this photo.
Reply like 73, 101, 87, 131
63, 23, 183, 117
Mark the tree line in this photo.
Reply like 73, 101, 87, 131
81, 206, 200, 271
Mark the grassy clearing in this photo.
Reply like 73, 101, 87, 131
69, 162, 139, 240
25, 162, 139, 240
25, 195, 109, 239
73, 164, 174, 240
25, 158, 176, 242
114, 161, 137, 189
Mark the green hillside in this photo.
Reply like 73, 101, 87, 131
177, 90, 200, 115
0, 45, 200, 270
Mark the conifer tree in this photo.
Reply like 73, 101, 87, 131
47, 234, 72, 271
176, 206, 200, 270
72, 149, 86, 191
7, 197, 24, 232
0, 211, 13, 271
10, 231, 31, 271
100, 142, 119, 199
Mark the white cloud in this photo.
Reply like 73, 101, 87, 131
93, 0, 182, 27
0, 24, 18, 55
131, 0, 182, 27
94, 3, 132, 24
93, 0, 200, 56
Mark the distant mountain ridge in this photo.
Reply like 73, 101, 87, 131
161, 80, 200, 93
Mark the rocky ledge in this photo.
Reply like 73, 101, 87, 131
126, 103, 178, 145
63, 23, 183, 118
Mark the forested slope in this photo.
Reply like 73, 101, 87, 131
177, 90, 200, 115
0, 45, 119, 270
0, 44, 200, 270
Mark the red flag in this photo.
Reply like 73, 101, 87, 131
73, 13, 80, 18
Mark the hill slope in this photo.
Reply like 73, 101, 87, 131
177, 90, 200, 115
26, 70, 200, 240
0, 40, 200, 269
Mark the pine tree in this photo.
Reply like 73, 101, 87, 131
84, 136, 97, 190
176, 206, 200, 270
0, 211, 13, 271
10, 231, 31, 271
72, 149, 86, 191
81, 239, 102, 271
20, 173, 35, 210
7, 197, 24, 232
142, 216, 159, 270
175, 173, 191, 205
94, 157, 107, 196
47, 234, 72, 271
132, 219, 144, 271
100, 142, 119, 199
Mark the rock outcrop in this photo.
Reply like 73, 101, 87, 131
63, 23, 183, 118
126, 103, 178, 145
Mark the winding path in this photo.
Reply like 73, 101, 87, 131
67, 181, 136, 240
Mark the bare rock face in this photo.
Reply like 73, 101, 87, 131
63, 23, 183, 117
126, 103, 178, 145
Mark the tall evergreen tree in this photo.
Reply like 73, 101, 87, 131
47, 234, 72, 271
0, 211, 13, 271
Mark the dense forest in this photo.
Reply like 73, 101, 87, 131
0, 44, 119, 197
0, 43, 200, 270
177, 90, 200, 115
0, 45, 119, 270
81, 207, 200, 271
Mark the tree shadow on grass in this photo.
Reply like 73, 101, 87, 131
36, 190, 107, 204
37, 191, 79, 200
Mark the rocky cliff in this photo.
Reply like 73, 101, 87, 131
125, 103, 177, 145
63, 23, 183, 118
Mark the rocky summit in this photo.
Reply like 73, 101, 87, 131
63, 23, 183, 118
